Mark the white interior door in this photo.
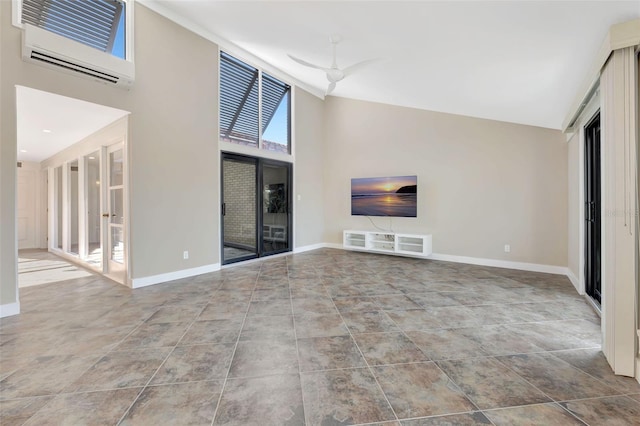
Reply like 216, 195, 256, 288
104, 143, 125, 279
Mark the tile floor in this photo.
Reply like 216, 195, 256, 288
1, 248, 639, 425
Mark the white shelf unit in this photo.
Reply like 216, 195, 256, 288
343, 230, 432, 258
343, 231, 367, 248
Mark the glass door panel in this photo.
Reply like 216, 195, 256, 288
106, 144, 125, 274
110, 227, 125, 264
84, 151, 102, 267
222, 155, 258, 263
262, 162, 290, 255
110, 188, 124, 224
68, 160, 79, 255
110, 150, 123, 186
55, 166, 63, 250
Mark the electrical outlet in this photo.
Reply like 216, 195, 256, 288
504, 244, 511, 253
183, 250, 189, 260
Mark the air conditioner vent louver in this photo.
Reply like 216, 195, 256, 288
22, 24, 134, 89
30, 51, 120, 84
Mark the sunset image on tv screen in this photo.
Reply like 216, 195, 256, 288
351, 175, 417, 217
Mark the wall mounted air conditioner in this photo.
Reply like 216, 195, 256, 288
21, 24, 134, 89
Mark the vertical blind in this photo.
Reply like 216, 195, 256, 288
22, 0, 124, 54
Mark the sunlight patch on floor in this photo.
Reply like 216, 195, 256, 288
18, 256, 93, 288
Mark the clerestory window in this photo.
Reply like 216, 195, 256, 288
220, 52, 291, 154
17, 0, 129, 60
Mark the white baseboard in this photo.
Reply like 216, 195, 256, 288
131, 246, 571, 289
293, 242, 343, 252
323, 243, 343, 250
428, 252, 569, 276
0, 301, 20, 318
294, 243, 327, 253
566, 269, 582, 294
131, 263, 220, 289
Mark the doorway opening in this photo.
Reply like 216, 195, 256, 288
221, 152, 292, 264
16, 86, 130, 287
584, 111, 601, 307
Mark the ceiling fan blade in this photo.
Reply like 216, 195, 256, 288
326, 81, 336, 95
287, 54, 328, 71
343, 58, 379, 77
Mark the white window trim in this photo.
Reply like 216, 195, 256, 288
12, 0, 135, 63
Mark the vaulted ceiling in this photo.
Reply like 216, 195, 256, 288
149, 0, 639, 130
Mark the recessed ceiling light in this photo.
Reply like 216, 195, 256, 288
89, 156, 95, 160
42, 129, 52, 133
20, 149, 27, 153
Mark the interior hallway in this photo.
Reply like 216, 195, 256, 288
1, 249, 639, 425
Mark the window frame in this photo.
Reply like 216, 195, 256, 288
219, 50, 293, 156
12, 0, 135, 63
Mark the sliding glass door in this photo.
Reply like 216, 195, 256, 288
221, 153, 291, 264
222, 155, 259, 263
262, 162, 290, 255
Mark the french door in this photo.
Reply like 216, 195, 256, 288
49, 141, 126, 283
584, 112, 601, 306
221, 153, 292, 264
105, 143, 125, 278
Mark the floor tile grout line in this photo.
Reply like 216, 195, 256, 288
114, 300, 212, 425
544, 350, 636, 396
368, 408, 497, 426
478, 401, 588, 425
555, 393, 640, 404
208, 264, 262, 426
287, 255, 309, 426
379, 294, 564, 422
5, 249, 613, 425
327, 277, 402, 424
490, 354, 591, 410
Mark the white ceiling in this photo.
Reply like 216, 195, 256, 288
16, 86, 129, 163
152, 0, 639, 129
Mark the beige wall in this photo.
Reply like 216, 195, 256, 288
294, 87, 325, 248
567, 132, 581, 282
0, 2, 327, 309
323, 97, 568, 266
1, 3, 219, 305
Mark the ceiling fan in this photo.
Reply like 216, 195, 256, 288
288, 35, 376, 95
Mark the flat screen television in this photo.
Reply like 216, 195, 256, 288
351, 175, 417, 217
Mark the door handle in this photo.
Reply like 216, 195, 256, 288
585, 202, 596, 222
222, 203, 226, 216
102, 213, 109, 218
